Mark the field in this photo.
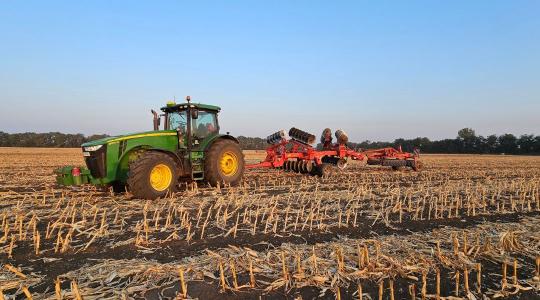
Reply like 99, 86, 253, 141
0, 147, 539, 299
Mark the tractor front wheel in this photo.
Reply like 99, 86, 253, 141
204, 139, 245, 186
127, 152, 179, 199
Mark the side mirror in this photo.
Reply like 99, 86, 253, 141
191, 109, 199, 119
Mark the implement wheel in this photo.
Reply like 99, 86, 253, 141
204, 139, 245, 186
127, 152, 179, 199
412, 160, 423, 171
407, 159, 423, 171
311, 163, 332, 177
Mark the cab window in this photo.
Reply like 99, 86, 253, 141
192, 111, 218, 138
168, 111, 187, 133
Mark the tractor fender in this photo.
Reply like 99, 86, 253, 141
208, 134, 239, 145
202, 134, 240, 154
146, 148, 184, 168
116, 146, 185, 180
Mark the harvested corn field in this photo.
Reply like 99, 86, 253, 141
0, 148, 539, 299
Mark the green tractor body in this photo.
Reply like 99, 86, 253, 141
56, 98, 245, 199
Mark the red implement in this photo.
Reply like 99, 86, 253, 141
246, 128, 421, 175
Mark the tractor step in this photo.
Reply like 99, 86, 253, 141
191, 164, 205, 180
192, 171, 204, 180
191, 163, 205, 180
190, 151, 205, 181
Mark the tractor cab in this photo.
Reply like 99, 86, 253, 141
155, 97, 231, 181
158, 97, 221, 150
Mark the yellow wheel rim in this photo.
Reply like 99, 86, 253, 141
220, 151, 238, 176
149, 164, 173, 191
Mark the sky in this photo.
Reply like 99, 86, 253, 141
1, 1, 539, 142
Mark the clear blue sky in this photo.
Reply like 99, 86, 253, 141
1, 1, 539, 142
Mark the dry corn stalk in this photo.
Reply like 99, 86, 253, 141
178, 266, 187, 298
55, 277, 62, 300
436, 268, 440, 300
71, 280, 83, 300
409, 284, 416, 300
5, 264, 26, 278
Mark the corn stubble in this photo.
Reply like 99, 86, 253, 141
0, 149, 539, 299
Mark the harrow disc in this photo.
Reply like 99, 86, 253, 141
320, 128, 333, 145
299, 161, 308, 173
289, 127, 316, 145
304, 161, 313, 173
292, 161, 299, 173
335, 129, 349, 145
266, 130, 288, 145
283, 161, 290, 171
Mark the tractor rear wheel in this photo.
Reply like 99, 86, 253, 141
127, 152, 179, 199
204, 139, 245, 186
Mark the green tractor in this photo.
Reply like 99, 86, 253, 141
56, 96, 245, 199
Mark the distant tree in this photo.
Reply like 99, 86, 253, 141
85, 134, 109, 142
517, 134, 536, 154
534, 136, 540, 153
485, 135, 499, 154
431, 138, 462, 153
0, 131, 9, 146
458, 128, 476, 140
457, 128, 478, 153
497, 134, 518, 154
393, 137, 431, 152
474, 136, 486, 154
236, 136, 267, 150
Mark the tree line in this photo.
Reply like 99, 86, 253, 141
0, 132, 109, 148
1, 129, 539, 154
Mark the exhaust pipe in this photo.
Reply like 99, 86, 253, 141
151, 110, 160, 131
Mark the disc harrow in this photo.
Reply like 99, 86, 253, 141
246, 127, 421, 176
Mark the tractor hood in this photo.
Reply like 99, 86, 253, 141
81, 130, 177, 147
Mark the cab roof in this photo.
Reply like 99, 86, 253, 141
161, 102, 221, 113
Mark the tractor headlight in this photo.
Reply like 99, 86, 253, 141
84, 145, 103, 152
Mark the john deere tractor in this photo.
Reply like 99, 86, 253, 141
56, 96, 244, 199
